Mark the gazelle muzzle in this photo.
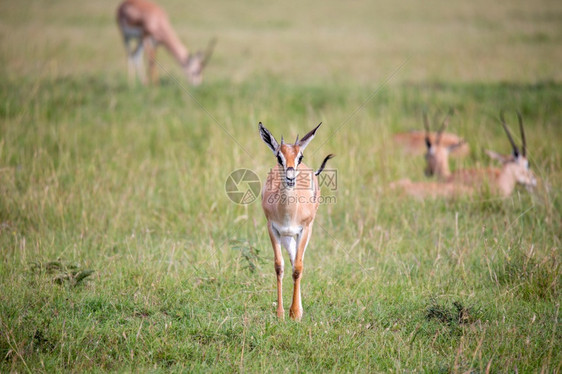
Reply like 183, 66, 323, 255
285, 167, 296, 187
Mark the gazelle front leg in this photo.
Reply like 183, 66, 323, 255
290, 224, 312, 321
123, 36, 142, 85
125, 39, 135, 85
130, 39, 146, 85
267, 222, 285, 319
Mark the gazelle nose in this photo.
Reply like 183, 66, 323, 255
285, 167, 296, 186
286, 167, 295, 178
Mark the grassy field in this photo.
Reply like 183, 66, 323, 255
1, 0, 561, 372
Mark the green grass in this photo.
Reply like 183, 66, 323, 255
1, 0, 561, 372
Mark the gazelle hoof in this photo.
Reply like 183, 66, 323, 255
289, 309, 302, 321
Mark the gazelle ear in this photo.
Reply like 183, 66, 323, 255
447, 140, 466, 153
201, 37, 217, 67
297, 122, 322, 151
485, 149, 514, 164
259, 122, 279, 153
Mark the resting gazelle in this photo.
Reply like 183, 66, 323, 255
393, 110, 470, 157
426, 111, 536, 196
423, 109, 467, 178
393, 112, 537, 198
259, 122, 334, 321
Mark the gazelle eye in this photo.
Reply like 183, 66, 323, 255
276, 154, 283, 165
297, 154, 303, 165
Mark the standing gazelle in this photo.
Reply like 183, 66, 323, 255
259, 122, 334, 321
116, 0, 216, 85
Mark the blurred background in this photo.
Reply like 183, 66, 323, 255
1, 0, 561, 84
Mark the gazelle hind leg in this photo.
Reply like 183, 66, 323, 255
144, 37, 158, 84
267, 223, 285, 319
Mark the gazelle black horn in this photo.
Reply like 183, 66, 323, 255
517, 111, 526, 157
500, 111, 520, 156
436, 108, 453, 145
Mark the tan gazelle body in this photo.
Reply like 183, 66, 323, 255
116, 0, 215, 85
259, 122, 333, 321
389, 178, 473, 200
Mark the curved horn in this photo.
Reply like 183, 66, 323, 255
201, 37, 217, 67
500, 111, 519, 156
423, 111, 431, 147
436, 108, 453, 145
517, 111, 526, 157
281, 135, 284, 145
295, 134, 299, 144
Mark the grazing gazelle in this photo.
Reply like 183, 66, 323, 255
259, 122, 334, 321
393, 110, 469, 157
116, 0, 216, 85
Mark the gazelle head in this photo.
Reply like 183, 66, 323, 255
183, 38, 216, 86
423, 109, 465, 178
499, 111, 537, 190
259, 122, 322, 188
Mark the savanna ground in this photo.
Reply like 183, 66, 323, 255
1, 0, 561, 372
